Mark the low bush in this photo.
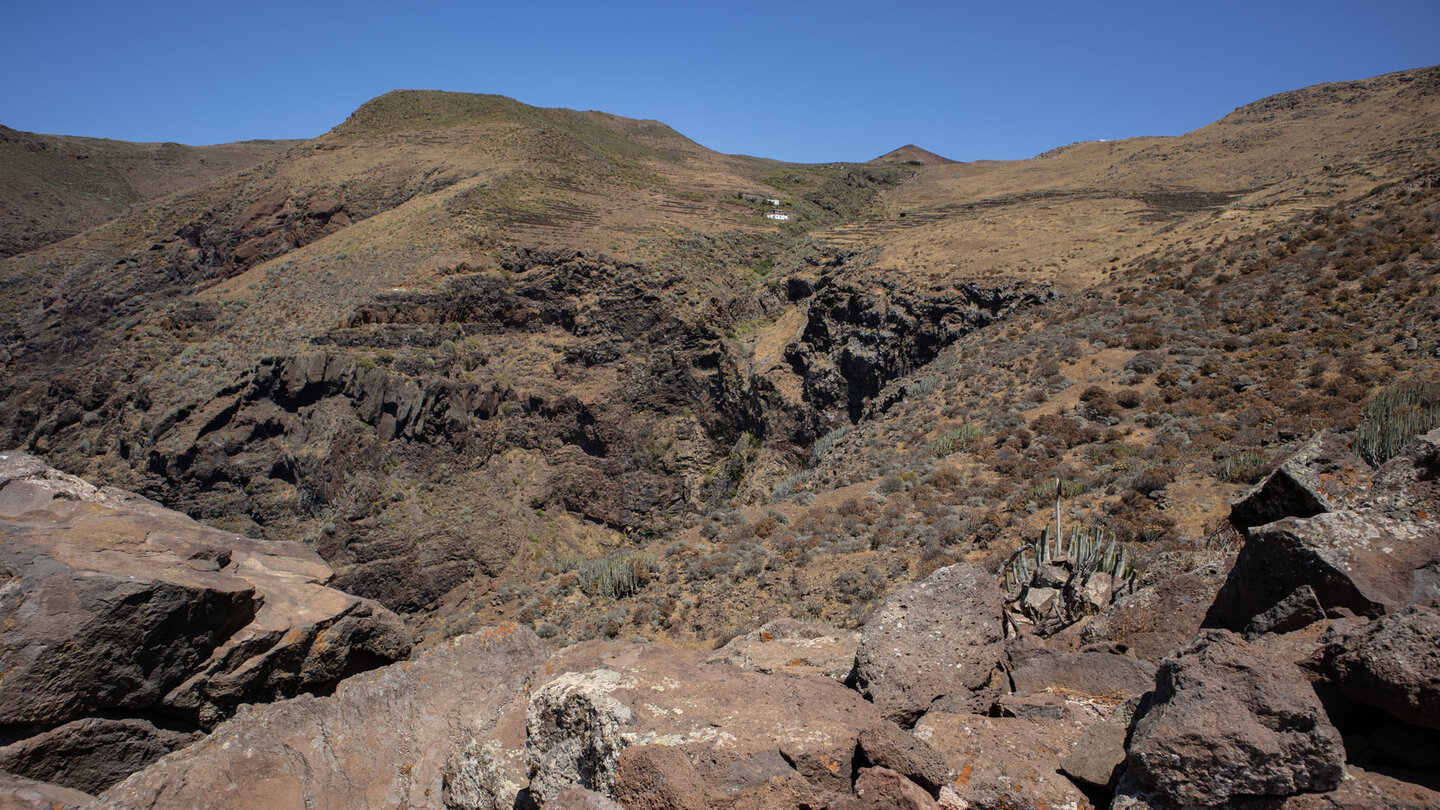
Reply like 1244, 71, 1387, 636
579, 550, 659, 599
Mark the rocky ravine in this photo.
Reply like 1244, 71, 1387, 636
0, 430, 1437, 808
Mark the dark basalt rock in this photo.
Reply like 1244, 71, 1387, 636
96, 624, 547, 810
0, 770, 96, 810
855, 721, 952, 795
852, 563, 1005, 727
1006, 639, 1158, 699
1229, 430, 1371, 532
1122, 629, 1345, 807
0, 717, 199, 796
1323, 608, 1440, 730
1208, 430, 1440, 632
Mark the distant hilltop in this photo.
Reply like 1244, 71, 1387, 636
869, 143, 958, 165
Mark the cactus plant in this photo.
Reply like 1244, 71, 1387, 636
1216, 450, 1273, 484
933, 423, 986, 457
1001, 523, 1141, 635
1351, 380, 1440, 466
578, 550, 659, 599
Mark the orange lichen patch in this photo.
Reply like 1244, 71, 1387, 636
789, 659, 805, 667
476, 622, 519, 650
820, 755, 840, 776
954, 762, 974, 788
760, 631, 774, 642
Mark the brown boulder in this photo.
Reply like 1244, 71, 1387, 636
548, 786, 624, 810
0, 771, 94, 810
1114, 764, 1440, 809
0, 718, 198, 796
855, 721, 951, 795
1075, 562, 1228, 663
912, 712, 1092, 810
524, 641, 883, 806
1122, 630, 1345, 807
1323, 608, 1440, 730
612, 745, 709, 810
92, 624, 547, 810
703, 618, 859, 682
1206, 508, 1440, 630
0, 451, 409, 792
1210, 430, 1440, 632
853, 564, 1005, 726
721, 770, 840, 810
1059, 713, 1132, 791
1365, 427, 1440, 516
1244, 583, 1328, 638
1006, 640, 1157, 699
1229, 431, 1371, 531
1278, 764, 1440, 809
835, 767, 939, 810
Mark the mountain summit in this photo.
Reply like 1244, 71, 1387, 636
869, 143, 958, 165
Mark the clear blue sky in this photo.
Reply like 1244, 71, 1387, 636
3, 1, 1438, 163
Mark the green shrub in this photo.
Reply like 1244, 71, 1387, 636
812, 425, 852, 461
578, 551, 659, 599
1019, 478, 1086, 506
909, 375, 940, 396
1216, 450, 1273, 484
933, 424, 986, 457
1351, 381, 1440, 466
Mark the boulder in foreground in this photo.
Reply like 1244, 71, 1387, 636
94, 624, 546, 810
1121, 629, 1345, 807
0, 450, 411, 792
852, 564, 1005, 726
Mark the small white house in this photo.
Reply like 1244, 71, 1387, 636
739, 192, 783, 206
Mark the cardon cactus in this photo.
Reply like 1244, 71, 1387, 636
1001, 525, 1139, 636
1351, 380, 1440, 466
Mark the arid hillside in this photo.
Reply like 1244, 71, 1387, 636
1, 67, 1438, 652
0, 125, 296, 257
827, 67, 1440, 290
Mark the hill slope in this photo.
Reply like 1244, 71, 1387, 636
1, 67, 1438, 653
869, 144, 958, 165
0, 125, 296, 257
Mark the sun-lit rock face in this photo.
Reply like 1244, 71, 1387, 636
0, 450, 411, 792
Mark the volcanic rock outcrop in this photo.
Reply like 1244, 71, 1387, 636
852, 562, 1005, 726
1207, 428, 1440, 629
0, 450, 410, 793
95, 624, 545, 810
